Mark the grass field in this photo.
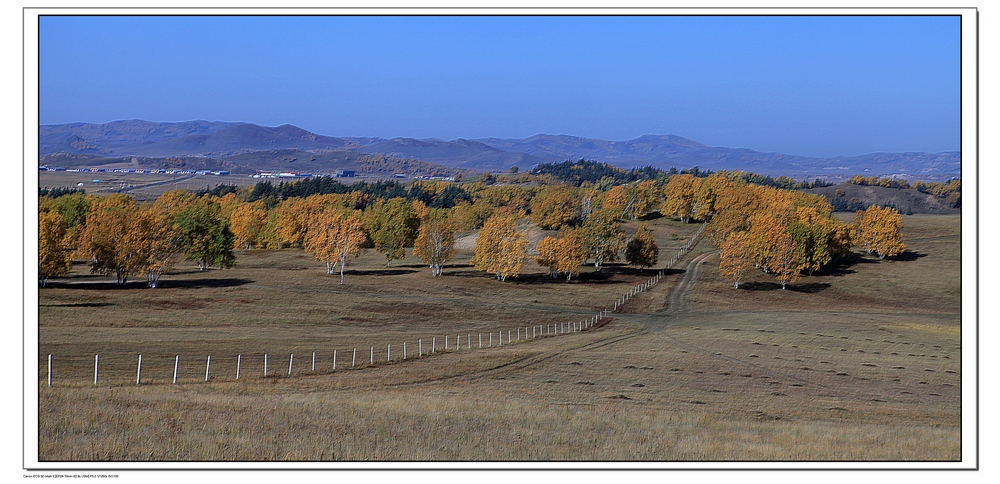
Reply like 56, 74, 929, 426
34, 215, 963, 462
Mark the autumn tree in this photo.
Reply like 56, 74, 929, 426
854, 206, 905, 259
38, 210, 74, 287
304, 208, 366, 284
603, 181, 661, 221
580, 208, 626, 272
365, 197, 420, 266
474, 213, 529, 281
413, 208, 456, 276
273, 197, 313, 248
769, 228, 800, 289
625, 223, 659, 272
135, 204, 176, 288
230, 200, 269, 250
535, 236, 562, 278
530, 185, 580, 229
719, 231, 754, 289
535, 227, 587, 281
41, 192, 91, 239
77, 195, 173, 287
662, 174, 704, 223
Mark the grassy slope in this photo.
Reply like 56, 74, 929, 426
36, 215, 962, 461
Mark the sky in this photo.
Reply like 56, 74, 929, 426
37, 14, 962, 158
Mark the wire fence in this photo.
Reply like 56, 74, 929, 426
40, 224, 707, 388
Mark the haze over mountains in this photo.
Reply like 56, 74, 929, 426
38, 120, 961, 181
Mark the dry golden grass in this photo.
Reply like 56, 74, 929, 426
36, 215, 963, 462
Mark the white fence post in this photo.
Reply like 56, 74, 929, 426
288, 354, 293, 376
370, 346, 374, 365
333, 350, 337, 371
237, 354, 241, 380
403, 342, 407, 360
445, 335, 449, 351
312, 352, 316, 372
94, 355, 99, 386
136, 354, 142, 385
173, 355, 179, 384
264, 353, 268, 377
479, 333, 482, 348
47, 355, 52, 387
206, 355, 211, 382
353, 348, 357, 368
490, 332, 493, 347
419, 339, 422, 357
433, 337, 436, 353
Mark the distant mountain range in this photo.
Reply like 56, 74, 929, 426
38, 120, 962, 181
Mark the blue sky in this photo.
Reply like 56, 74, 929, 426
38, 15, 961, 158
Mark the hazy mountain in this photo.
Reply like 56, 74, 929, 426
362, 137, 552, 172
39, 121, 352, 157
38, 121, 962, 181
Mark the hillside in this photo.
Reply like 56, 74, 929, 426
804, 183, 961, 215
39, 120, 962, 182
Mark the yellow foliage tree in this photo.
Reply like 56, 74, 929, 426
230, 200, 269, 250
853, 206, 905, 259
38, 210, 74, 287
474, 213, 529, 281
719, 231, 754, 289
530, 185, 580, 229
413, 209, 456, 276
304, 208, 365, 284
77, 195, 174, 287
662, 174, 703, 222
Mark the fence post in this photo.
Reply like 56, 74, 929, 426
264, 353, 268, 377
312, 352, 316, 372
47, 355, 52, 387
237, 354, 241, 380
387, 344, 391, 362
433, 337, 436, 353
403, 342, 407, 360
445, 335, 449, 351
489, 332, 493, 347
479, 333, 482, 348
206, 355, 211, 382
136, 354, 142, 386
94, 355, 99, 386
288, 354, 293, 376
173, 355, 179, 384
419, 339, 422, 357
352, 348, 357, 368
370, 346, 374, 365
333, 350, 337, 371
468, 334, 471, 350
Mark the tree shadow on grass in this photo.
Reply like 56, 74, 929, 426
893, 250, 927, 262
38, 302, 115, 308
43, 278, 255, 290
739, 281, 831, 293
163, 278, 255, 289
342, 269, 418, 276
812, 252, 877, 277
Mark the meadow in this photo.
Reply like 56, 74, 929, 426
35, 215, 963, 462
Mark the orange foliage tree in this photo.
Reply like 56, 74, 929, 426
535, 227, 587, 281
304, 207, 366, 284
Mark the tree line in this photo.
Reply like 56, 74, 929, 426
39, 164, 906, 289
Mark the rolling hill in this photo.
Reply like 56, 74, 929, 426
39, 121, 962, 182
